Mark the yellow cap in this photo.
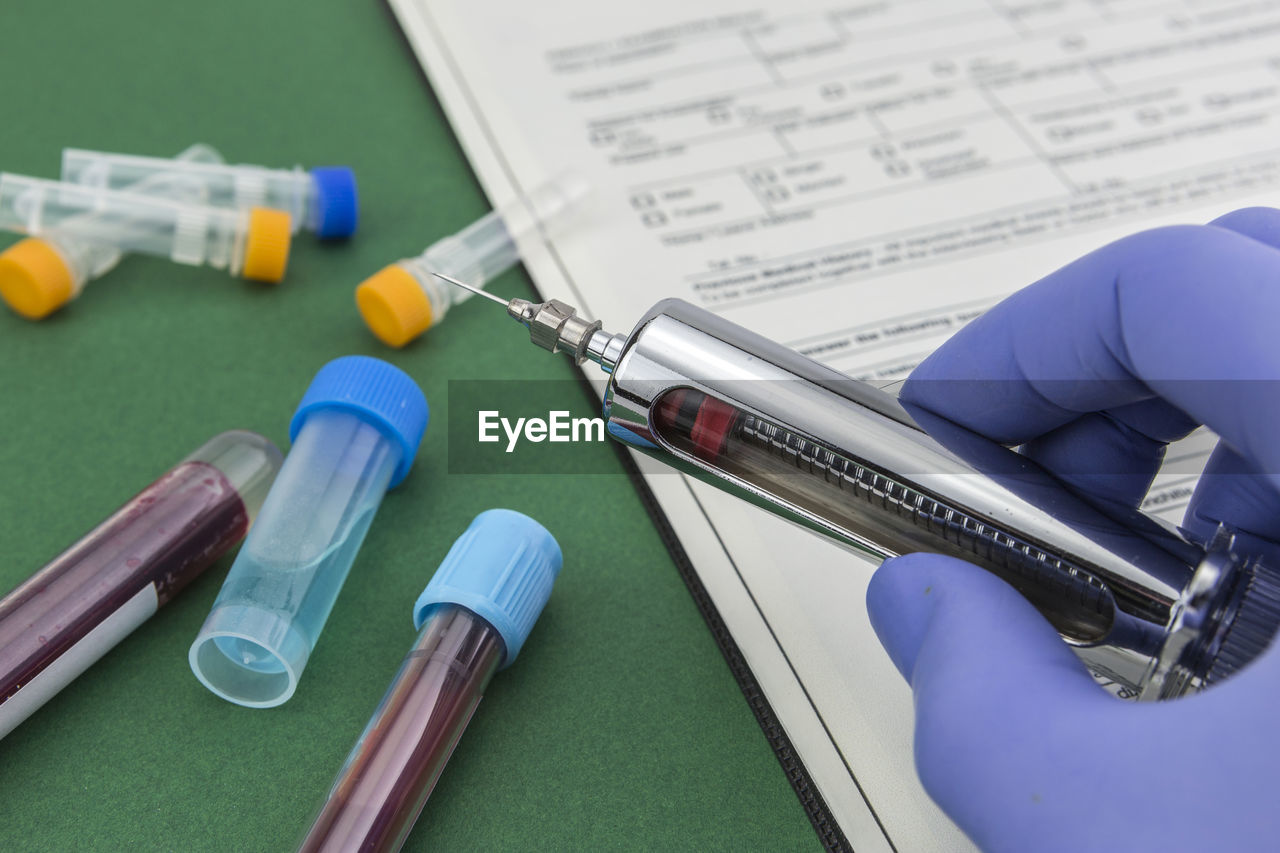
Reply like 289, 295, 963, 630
356, 264, 433, 348
0, 238, 76, 320
241, 207, 292, 283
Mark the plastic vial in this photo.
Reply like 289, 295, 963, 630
0, 430, 282, 739
297, 509, 561, 853
0, 144, 225, 320
0, 173, 293, 287
355, 174, 589, 347
189, 356, 429, 708
62, 149, 358, 239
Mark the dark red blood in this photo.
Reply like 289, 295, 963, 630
0, 461, 248, 704
690, 395, 737, 461
297, 607, 502, 853
653, 388, 740, 462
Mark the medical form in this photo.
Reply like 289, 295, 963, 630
387, 1, 1280, 848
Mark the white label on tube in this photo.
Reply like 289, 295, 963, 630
0, 584, 160, 739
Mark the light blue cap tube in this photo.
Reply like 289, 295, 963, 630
413, 509, 562, 667
295, 510, 560, 850
189, 356, 428, 708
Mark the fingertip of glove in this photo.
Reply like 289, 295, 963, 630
867, 554, 944, 683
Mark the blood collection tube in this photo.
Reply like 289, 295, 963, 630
0, 173, 293, 284
61, 148, 358, 239
355, 174, 588, 347
189, 356, 428, 708
0, 144, 225, 319
0, 430, 282, 739
297, 509, 561, 853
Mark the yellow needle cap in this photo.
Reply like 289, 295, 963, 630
241, 207, 292, 283
0, 238, 76, 320
356, 264, 433, 348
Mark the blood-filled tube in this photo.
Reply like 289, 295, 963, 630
0, 430, 282, 738
297, 509, 561, 853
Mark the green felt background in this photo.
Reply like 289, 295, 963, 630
0, 2, 818, 850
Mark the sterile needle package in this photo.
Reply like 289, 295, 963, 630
189, 356, 428, 708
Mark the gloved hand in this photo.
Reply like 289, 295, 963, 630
866, 208, 1280, 852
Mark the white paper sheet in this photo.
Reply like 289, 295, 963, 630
389, 1, 1280, 847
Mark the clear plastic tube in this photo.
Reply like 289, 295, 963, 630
53, 144, 226, 293
0, 430, 282, 739
189, 357, 428, 708
0, 174, 292, 282
61, 149, 357, 238
0, 145, 228, 320
355, 174, 590, 347
190, 410, 399, 707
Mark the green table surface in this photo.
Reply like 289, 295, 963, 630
0, 2, 821, 851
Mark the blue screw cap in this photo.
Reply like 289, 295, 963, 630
414, 509, 562, 668
290, 355, 428, 487
309, 166, 358, 239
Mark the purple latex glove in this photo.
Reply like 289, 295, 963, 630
867, 208, 1280, 852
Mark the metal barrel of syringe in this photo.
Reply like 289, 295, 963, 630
600, 297, 1280, 698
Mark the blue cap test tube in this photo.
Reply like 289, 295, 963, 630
189, 356, 428, 707
297, 510, 561, 853
61, 148, 359, 239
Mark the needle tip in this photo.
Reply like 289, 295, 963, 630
428, 271, 510, 306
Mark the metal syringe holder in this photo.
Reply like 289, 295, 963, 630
432, 271, 1280, 699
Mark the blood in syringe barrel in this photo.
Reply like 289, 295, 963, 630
650, 387, 1114, 642
0, 460, 249, 720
